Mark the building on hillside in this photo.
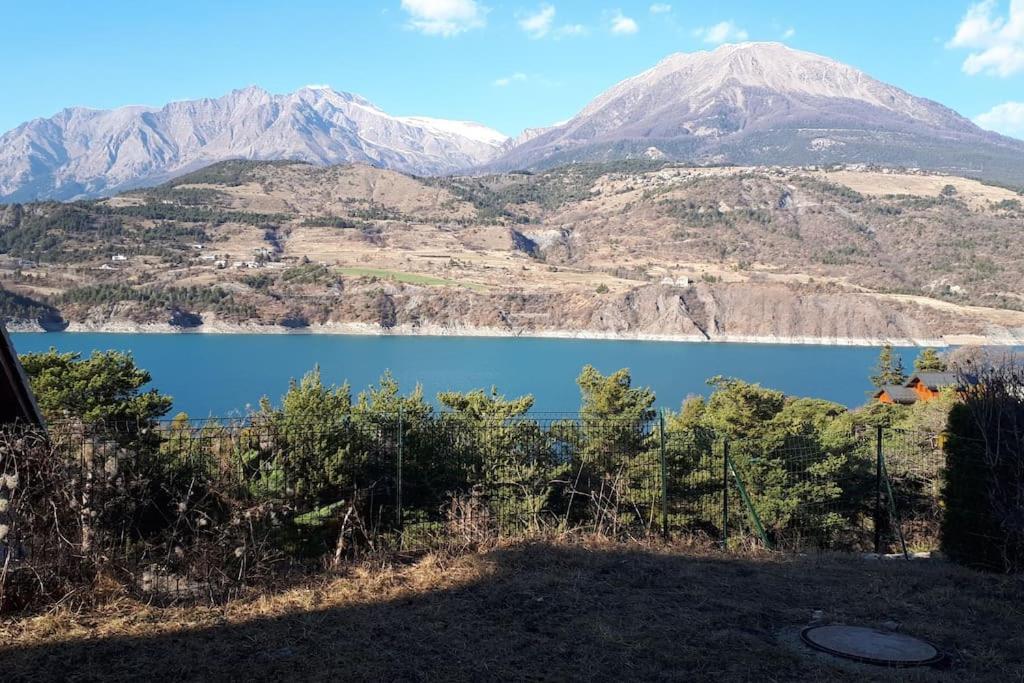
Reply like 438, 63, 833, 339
0, 323, 44, 426
906, 373, 962, 402
874, 372, 972, 406
874, 385, 919, 405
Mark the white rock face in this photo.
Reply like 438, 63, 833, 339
492, 42, 1024, 183
0, 86, 508, 201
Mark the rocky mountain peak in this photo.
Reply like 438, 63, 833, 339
0, 88, 507, 202
490, 43, 1024, 183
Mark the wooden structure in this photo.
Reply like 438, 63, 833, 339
874, 385, 919, 405
905, 373, 960, 402
0, 322, 43, 426
875, 372, 968, 406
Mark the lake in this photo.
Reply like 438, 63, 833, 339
9, 332, 932, 417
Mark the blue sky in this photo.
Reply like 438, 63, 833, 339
1, 1, 1022, 138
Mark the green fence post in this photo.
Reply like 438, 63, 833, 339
875, 426, 883, 555
722, 439, 729, 549
396, 408, 404, 541
881, 455, 910, 560
659, 411, 669, 540
727, 453, 772, 549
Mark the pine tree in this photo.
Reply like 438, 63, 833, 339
914, 348, 948, 373
870, 344, 908, 387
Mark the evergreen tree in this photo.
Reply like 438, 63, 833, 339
20, 349, 172, 425
438, 388, 559, 531
665, 378, 865, 542
559, 366, 659, 530
870, 344, 907, 387
577, 365, 656, 424
914, 348, 948, 373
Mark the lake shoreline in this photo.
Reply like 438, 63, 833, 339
11, 329, 1018, 415
9, 319, 1016, 348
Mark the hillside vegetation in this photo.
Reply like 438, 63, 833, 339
1, 160, 1023, 343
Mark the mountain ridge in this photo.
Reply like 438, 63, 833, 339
0, 85, 507, 202
2, 42, 1024, 202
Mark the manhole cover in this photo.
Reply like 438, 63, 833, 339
800, 625, 943, 667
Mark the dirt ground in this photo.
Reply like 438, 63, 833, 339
1, 540, 1022, 681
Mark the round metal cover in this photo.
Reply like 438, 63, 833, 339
800, 625, 943, 667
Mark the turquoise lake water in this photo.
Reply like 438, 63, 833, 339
9, 332, 933, 417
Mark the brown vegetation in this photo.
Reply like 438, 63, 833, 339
1, 539, 1022, 681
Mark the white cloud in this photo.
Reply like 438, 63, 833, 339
493, 72, 528, 87
649, 3, 672, 13
610, 10, 639, 35
948, 0, 1024, 77
782, 27, 796, 40
400, 0, 487, 37
693, 20, 749, 44
975, 101, 1024, 138
554, 23, 588, 37
517, 5, 587, 40
519, 4, 556, 39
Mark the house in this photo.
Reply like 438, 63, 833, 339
906, 372, 963, 402
0, 322, 44, 426
874, 372, 971, 405
874, 385, 919, 405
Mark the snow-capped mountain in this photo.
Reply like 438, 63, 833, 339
4, 43, 1024, 201
491, 42, 1024, 183
0, 86, 508, 201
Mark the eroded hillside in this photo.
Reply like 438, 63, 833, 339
2, 160, 1023, 344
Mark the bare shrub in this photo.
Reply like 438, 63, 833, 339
0, 426, 88, 611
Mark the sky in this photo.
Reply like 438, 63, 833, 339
1, 1, 1022, 139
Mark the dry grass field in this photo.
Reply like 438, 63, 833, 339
2, 539, 1022, 681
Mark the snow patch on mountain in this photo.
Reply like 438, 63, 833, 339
0, 86, 507, 201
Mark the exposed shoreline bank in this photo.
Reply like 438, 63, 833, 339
8, 319, 1022, 348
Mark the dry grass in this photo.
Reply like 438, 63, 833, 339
1, 539, 1022, 681
815, 170, 1021, 210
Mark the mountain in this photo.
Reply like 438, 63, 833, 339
0, 86, 507, 202
490, 42, 1024, 184
4, 43, 1024, 202
3, 160, 1024, 343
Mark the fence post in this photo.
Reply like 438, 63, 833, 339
659, 410, 669, 540
727, 455, 772, 549
874, 426, 883, 555
881, 454, 910, 560
396, 408, 404, 539
722, 438, 729, 549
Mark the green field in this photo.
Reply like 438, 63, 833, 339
337, 267, 487, 291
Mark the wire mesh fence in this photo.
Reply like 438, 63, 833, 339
0, 415, 949, 608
